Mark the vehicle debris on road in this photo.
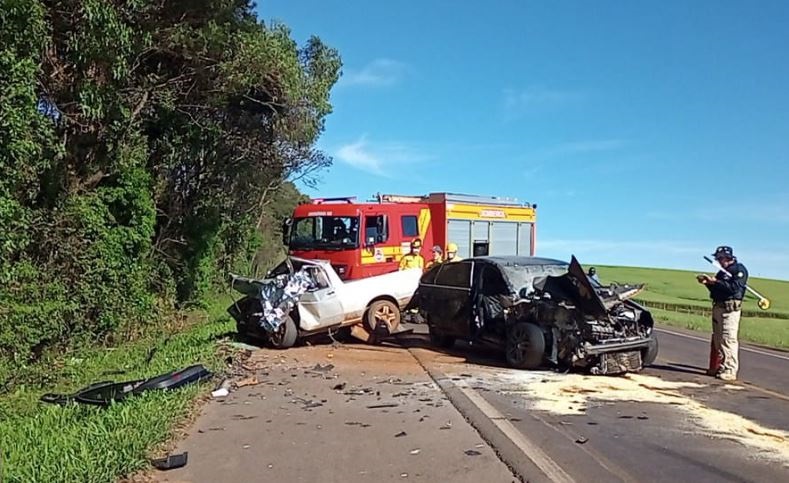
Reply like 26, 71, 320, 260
40, 364, 211, 406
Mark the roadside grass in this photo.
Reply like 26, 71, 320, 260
597, 265, 789, 316
0, 295, 235, 483
649, 307, 789, 350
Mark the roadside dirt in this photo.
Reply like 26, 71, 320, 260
149, 342, 517, 483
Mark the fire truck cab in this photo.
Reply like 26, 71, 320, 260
283, 193, 537, 281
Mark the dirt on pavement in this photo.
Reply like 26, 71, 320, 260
151, 342, 517, 483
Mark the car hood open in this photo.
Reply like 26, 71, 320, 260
533, 255, 609, 317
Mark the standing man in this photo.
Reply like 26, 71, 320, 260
425, 245, 443, 271
399, 238, 424, 271
445, 242, 463, 262
697, 245, 748, 381
587, 267, 600, 284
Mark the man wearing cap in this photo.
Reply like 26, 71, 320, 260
697, 246, 748, 381
399, 238, 424, 271
425, 245, 443, 271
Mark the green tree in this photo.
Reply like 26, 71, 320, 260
0, 0, 340, 360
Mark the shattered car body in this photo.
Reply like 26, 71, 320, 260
412, 255, 657, 375
228, 257, 422, 347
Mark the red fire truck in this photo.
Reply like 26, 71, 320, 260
283, 192, 537, 280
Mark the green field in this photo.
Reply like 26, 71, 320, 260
594, 265, 789, 349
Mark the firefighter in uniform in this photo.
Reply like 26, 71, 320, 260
425, 245, 443, 271
697, 246, 748, 381
399, 238, 424, 270
445, 242, 463, 262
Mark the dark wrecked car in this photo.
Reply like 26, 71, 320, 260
409, 255, 658, 375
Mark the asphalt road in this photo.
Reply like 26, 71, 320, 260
151, 325, 789, 483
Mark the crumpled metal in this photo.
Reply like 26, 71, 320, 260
256, 268, 315, 332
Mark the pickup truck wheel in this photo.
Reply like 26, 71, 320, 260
366, 300, 401, 335
269, 315, 298, 349
641, 335, 659, 367
505, 322, 545, 369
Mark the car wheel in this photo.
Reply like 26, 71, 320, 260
641, 335, 659, 367
429, 329, 455, 349
505, 322, 545, 369
269, 315, 298, 349
366, 300, 401, 335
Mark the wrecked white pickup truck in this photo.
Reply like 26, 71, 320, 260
228, 257, 422, 347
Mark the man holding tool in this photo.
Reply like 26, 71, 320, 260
697, 246, 748, 381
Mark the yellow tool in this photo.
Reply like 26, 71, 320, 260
703, 256, 771, 311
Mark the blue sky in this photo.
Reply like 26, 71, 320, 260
260, 0, 789, 280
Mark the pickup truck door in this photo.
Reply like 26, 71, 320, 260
297, 266, 345, 331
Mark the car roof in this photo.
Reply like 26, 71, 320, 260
471, 256, 568, 267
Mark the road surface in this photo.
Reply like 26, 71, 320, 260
152, 325, 789, 483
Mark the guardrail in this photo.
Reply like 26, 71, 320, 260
633, 299, 789, 320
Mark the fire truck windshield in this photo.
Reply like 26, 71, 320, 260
289, 216, 360, 250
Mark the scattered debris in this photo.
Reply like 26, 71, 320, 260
464, 450, 482, 456
345, 422, 372, 428
400, 473, 409, 478
637, 416, 649, 420
410, 449, 421, 455
41, 365, 212, 406
439, 422, 452, 430
395, 431, 407, 438
236, 376, 260, 388
243, 444, 251, 449
212, 388, 230, 398
575, 437, 589, 445
332, 382, 347, 391
367, 403, 400, 409
151, 452, 188, 471
312, 363, 335, 373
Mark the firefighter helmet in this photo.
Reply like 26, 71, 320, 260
447, 242, 458, 253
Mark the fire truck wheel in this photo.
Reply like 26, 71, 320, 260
269, 315, 298, 349
366, 299, 401, 335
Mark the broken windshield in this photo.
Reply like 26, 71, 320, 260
289, 216, 360, 250
500, 263, 569, 296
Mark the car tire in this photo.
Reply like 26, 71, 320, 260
429, 330, 455, 349
269, 315, 298, 349
505, 322, 545, 369
641, 335, 659, 367
365, 299, 401, 335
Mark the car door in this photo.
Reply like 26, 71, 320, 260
297, 265, 345, 331
429, 261, 474, 338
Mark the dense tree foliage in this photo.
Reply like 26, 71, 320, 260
0, 0, 340, 360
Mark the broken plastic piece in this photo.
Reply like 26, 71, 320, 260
151, 452, 188, 471
40, 365, 211, 407
212, 388, 230, 398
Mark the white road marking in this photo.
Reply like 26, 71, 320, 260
453, 380, 576, 483
655, 328, 789, 362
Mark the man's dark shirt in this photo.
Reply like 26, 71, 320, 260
707, 261, 748, 302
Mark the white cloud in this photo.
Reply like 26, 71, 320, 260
339, 58, 407, 87
335, 136, 432, 177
